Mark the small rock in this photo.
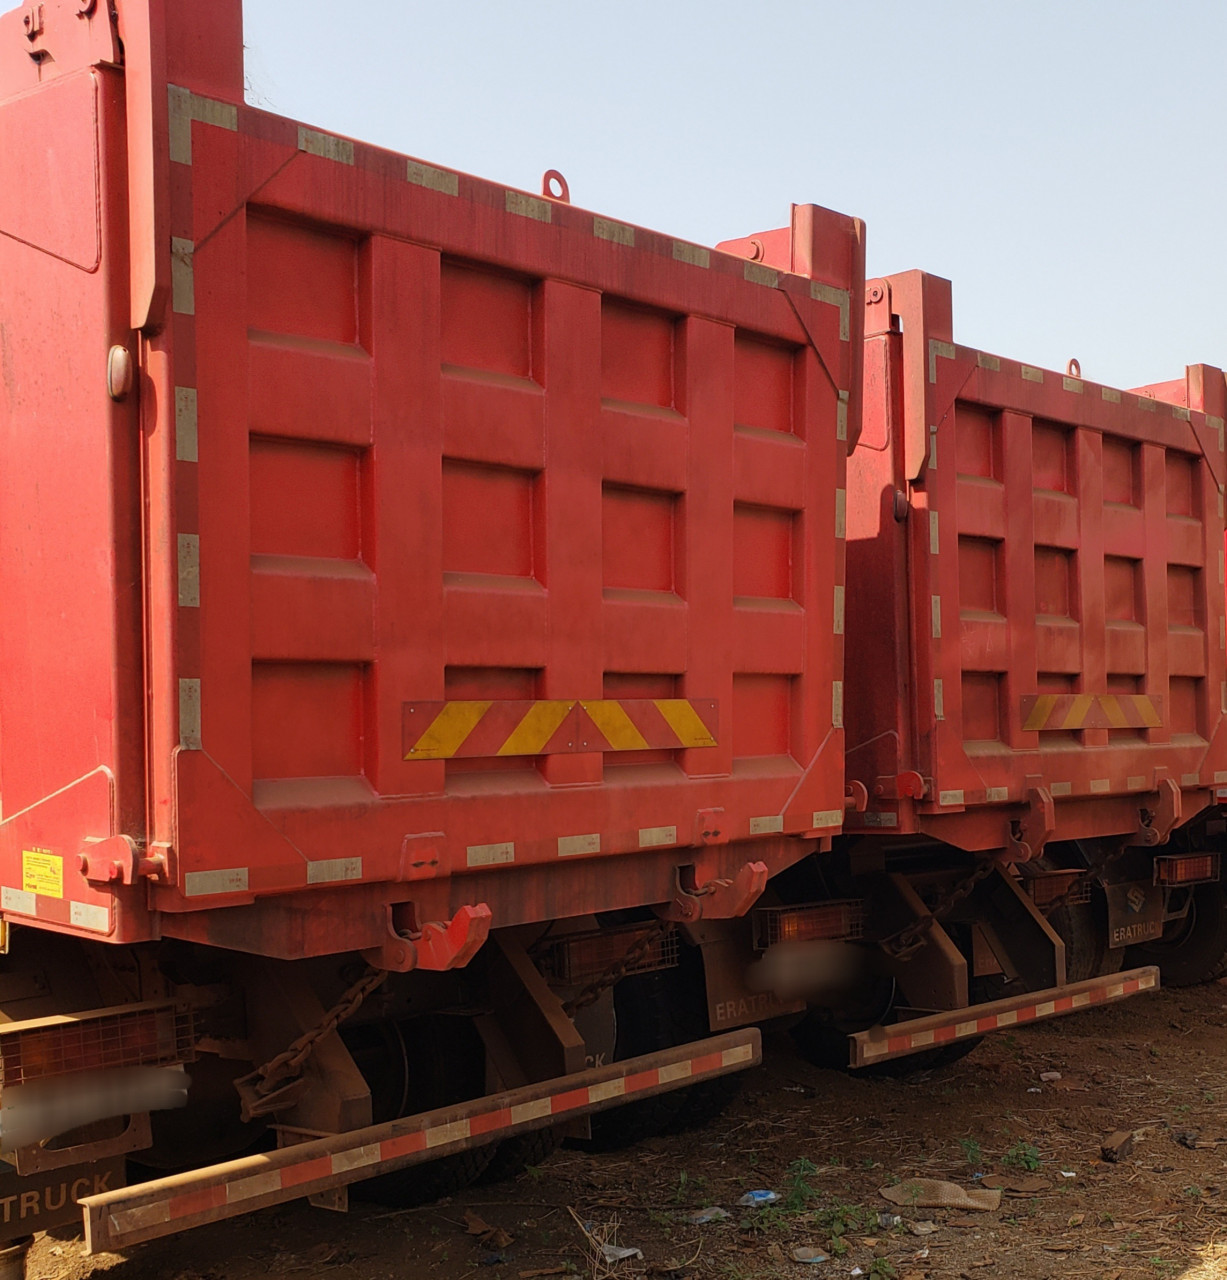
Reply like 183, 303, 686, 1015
1101, 1130, 1134, 1162
1040, 1071, 1062, 1082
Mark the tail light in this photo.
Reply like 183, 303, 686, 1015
752, 900, 865, 950
1154, 853, 1220, 886
536, 924, 679, 986
0, 1003, 194, 1089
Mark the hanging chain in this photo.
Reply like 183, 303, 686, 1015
879, 858, 1001, 959
243, 965, 389, 1098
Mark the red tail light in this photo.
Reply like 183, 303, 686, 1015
753, 901, 865, 949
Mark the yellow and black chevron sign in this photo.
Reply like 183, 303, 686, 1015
1021, 693, 1162, 732
403, 699, 719, 760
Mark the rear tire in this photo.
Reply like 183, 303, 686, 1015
1126, 880, 1227, 987
351, 1014, 497, 1207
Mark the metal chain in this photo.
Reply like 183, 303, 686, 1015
879, 858, 1001, 959
249, 965, 388, 1096
562, 919, 674, 1017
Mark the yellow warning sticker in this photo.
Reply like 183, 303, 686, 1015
22, 849, 62, 899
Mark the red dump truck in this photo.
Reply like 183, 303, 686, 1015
0, 0, 1208, 1269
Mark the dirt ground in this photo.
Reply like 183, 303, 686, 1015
27, 979, 1227, 1280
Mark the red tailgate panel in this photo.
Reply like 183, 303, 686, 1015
115, 26, 867, 952
847, 271, 1227, 850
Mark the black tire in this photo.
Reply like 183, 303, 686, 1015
476, 1126, 561, 1185
579, 969, 691, 1151
1126, 880, 1227, 987
1045, 870, 1120, 983
352, 1014, 497, 1207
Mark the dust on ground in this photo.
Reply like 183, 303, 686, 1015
29, 980, 1227, 1280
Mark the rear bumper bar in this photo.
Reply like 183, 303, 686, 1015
850, 965, 1158, 1067
81, 1027, 760, 1253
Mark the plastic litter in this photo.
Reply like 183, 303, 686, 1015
601, 1245, 643, 1264
1027, 1087, 1042, 1093
791, 1247, 830, 1263
1059, 1170, 1077, 1179
738, 1190, 780, 1206
1040, 1070, 1062, 1082
877, 1212, 902, 1229
686, 1207, 730, 1224
909, 1220, 939, 1235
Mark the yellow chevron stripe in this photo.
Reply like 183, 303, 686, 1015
406, 700, 491, 759
654, 699, 717, 748
1060, 694, 1095, 730
1100, 695, 1129, 729
1023, 694, 1056, 732
581, 700, 649, 751
498, 700, 574, 756
1133, 695, 1161, 728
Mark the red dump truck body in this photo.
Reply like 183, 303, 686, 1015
844, 271, 1227, 851
0, 0, 863, 961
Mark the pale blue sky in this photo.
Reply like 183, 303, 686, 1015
242, 2, 1225, 392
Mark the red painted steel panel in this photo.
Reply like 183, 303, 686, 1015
846, 271, 1227, 850
0, 1, 864, 955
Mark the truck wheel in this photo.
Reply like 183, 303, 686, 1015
579, 969, 690, 1151
476, 1127, 561, 1184
1126, 881, 1227, 986
352, 1014, 496, 1206
1040, 859, 1120, 982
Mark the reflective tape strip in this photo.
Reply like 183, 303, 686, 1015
811, 282, 851, 341
929, 426, 938, 470
834, 584, 845, 635
933, 679, 944, 720
750, 816, 784, 835
1021, 693, 1162, 731
1063, 376, 1083, 394
557, 834, 600, 858
836, 396, 849, 441
1021, 365, 1043, 383
404, 699, 718, 759
1181, 772, 1200, 787
1050, 781, 1072, 796
931, 595, 941, 638
171, 238, 195, 315
298, 127, 354, 164
834, 489, 846, 539
307, 858, 362, 885
639, 826, 677, 848
467, 843, 514, 868
177, 534, 200, 608
744, 261, 778, 288
184, 868, 248, 897
1101, 387, 1122, 402
179, 678, 202, 750
1215, 771, 1227, 785
1127, 775, 1146, 789
593, 216, 634, 246
976, 352, 1000, 371
939, 790, 964, 806
1, 887, 35, 916
70, 901, 111, 932
175, 387, 198, 463
832, 681, 844, 729
929, 511, 939, 554
406, 160, 458, 195
672, 241, 710, 268
505, 190, 551, 222
812, 810, 842, 829
1137, 395, 1156, 412
167, 84, 238, 165
1173, 405, 1191, 421
928, 339, 956, 383
1089, 779, 1110, 793
985, 787, 1008, 803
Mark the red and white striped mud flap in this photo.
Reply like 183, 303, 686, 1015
850, 966, 1159, 1068
80, 1028, 760, 1253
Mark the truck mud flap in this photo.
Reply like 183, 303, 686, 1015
849, 966, 1158, 1068
80, 1029, 759, 1253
